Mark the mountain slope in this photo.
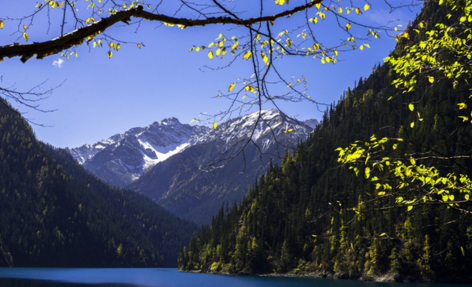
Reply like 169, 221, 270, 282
0, 99, 197, 267
68, 118, 209, 187
129, 109, 313, 224
179, 1, 472, 282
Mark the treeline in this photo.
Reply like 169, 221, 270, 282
0, 99, 197, 267
179, 1, 472, 282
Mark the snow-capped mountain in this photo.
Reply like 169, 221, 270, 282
68, 118, 210, 187
129, 109, 317, 224
68, 109, 318, 223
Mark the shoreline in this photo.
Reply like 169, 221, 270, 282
179, 268, 472, 284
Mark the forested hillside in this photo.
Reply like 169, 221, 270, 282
179, 1, 472, 282
0, 99, 197, 267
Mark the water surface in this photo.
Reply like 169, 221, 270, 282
0, 268, 468, 287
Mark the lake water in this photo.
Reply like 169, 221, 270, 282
0, 268, 468, 287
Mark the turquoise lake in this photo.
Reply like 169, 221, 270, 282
0, 268, 469, 287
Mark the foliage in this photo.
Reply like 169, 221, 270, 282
337, 0, 472, 215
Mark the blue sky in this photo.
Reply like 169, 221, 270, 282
1, 0, 422, 148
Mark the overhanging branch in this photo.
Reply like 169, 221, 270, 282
0, 1, 321, 62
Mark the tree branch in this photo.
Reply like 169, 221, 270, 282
0, 1, 322, 62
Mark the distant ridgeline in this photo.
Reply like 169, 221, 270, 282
0, 99, 197, 267
179, 1, 472, 282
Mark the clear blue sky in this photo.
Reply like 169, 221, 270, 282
1, 0, 422, 148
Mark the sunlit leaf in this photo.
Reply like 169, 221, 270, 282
228, 83, 235, 92
213, 122, 217, 129
108, 51, 112, 58
409, 104, 414, 111
407, 206, 413, 211
208, 50, 213, 59
364, 4, 369, 11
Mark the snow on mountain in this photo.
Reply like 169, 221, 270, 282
192, 109, 313, 150
68, 110, 317, 190
68, 118, 210, 187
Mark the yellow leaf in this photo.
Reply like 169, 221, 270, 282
409, 104, 414, 111
410, 157, 416, 165
23, 33, 29, 40
208, 50, 213, 59
465, 194, 470, 201
0, 21, 3, 29
380, 233, 387, 237
86, 17, 91, 24
407, 206, 413, 211
213, 122, 217, 129
116, 43, 120, 51
355, 8, 360, 15
23, 24, 27, 31
137, 43, 141, 49
316, 3, 321, 9
410, 122, 415, 128
428, 76, 434, 83
338, 7, 342, 14
228, 83, 235, 92
346, 23, 351, 31
364, 4, 369, 11
108, 51, 112, 58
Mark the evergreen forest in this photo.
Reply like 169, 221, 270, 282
0, 99, 197, 267
179, 1, 472, 282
